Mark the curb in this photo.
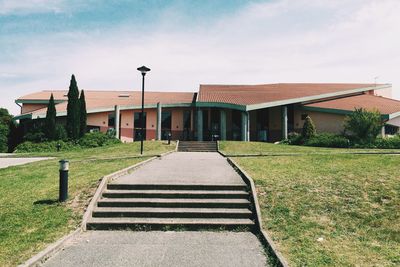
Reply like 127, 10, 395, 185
226, 157, 290, 267
20, 148, 175, 267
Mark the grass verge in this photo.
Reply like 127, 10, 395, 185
0, 141, 174, 266
219, 141, 400, 155
233, 153, 400, 266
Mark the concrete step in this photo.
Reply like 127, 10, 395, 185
97, 198, 251, 208
92, 207, 252, 219
86, 217, 255, 231
107, 184, 248, 191
102, 189, 249, 199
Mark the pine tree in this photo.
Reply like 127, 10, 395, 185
45, 94, 57, 140
301, 115, 316, 140
66, 74, 80, 140
79, 90, 87, 138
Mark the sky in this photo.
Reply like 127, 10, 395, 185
1, 0, 400, 115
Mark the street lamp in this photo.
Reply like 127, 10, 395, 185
137, 66, 151, 155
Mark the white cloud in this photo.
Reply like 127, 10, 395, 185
1, 0, 400, 115
0, 0, 87, 15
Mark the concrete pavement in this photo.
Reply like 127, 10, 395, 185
43, 231, 267, 267
113, 152, 245, 185
0, 157, 52, 169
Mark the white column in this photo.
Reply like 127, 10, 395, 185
197, 109, 203, 141
281, 106, 288, 140
156, 102, 162, 140
241, 112, 249, 141
220, 109, 227, 140
381, 125, 386, 137
114, 105, 120, 139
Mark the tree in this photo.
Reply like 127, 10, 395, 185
66, 74, 80, 140
7, 121, 23, 152
302, 115, 316, 140
344, 108, 383, 144
79, 90, 87, 138
0, 108, 12, 152
44, 94, 57, 140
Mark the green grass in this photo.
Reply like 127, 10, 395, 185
225, 142, 400, 266
0, 141, 174, 266
219, 141, 400, 155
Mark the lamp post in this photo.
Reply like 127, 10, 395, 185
137, 66, 151, 155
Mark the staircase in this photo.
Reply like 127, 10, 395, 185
178, 141, 218, 152
86, 183, 255, 231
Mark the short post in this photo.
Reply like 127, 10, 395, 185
167, 132, 172, 145
56, 143, 61, 152
59, 160, 69, 202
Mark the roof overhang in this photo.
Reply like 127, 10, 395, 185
301, 105, 391, 120
245, 84, 391, 111
195, 102, 246, 111
15, 99, 66, 104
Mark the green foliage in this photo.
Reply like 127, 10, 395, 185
23, 122, 46, 143
304, 133, 350, 148
301, 116, 316, 140
15, 132, 121, 152
286, 132, 304, 145
66, 74, 80, 140
0, 123, 8, 152
79, 90, 87, 138
55, 124, 68, 141
44, 94, 57, 140
0, 108, 12, 125
344, 108, 383, 143
7, 121, 23, 152
15, 140, 76, 153
78, 132, 121, 148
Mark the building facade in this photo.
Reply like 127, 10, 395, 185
14, 83, 400, 142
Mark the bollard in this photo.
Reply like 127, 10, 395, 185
56, 143, 61, 152
167, 132, 172, 145
59, 160, 69, 202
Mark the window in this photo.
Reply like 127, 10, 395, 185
108, 113, 115, 127
134, 112, 146, 129
183, 110, 191, 129
161, 111, 172, 130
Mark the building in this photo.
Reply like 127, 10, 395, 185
14, 83, 400, 142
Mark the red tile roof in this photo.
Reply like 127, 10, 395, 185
198, 83, 382, 105
19, 90, 195, 117
304, 94, 400, 115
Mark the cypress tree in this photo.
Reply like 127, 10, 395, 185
301, 115, 316, 140
45, 94, 57, 140
66, 74, 80, 140
79, 90, 87, 138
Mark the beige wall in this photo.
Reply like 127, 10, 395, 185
87, 112, 108, 128
304, 110, 345, 134
374, 88, 392, 98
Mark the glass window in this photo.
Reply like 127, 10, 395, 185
161, 111, 171, 130
108, 113, 115, 127
134, 112, 146, 129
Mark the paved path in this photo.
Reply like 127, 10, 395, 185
41, 152, 268, 266
43, 231, 267, 267
0, 157, 52, 169
114, 152, 245, 185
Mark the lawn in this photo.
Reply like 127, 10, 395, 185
225, 142, 400, 266
0, 141, 174, 266
219, 141, 400, 155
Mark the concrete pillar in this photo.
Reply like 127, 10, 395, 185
114, 105, 120, 139
197, 109, 203, 141
156, 102, 162, 140
281, 105, 288, 140
220, 109, 227, 140
381, 125, 386, 137
241, 112, 249, 141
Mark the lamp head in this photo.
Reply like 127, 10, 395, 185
137, 66, 151, 75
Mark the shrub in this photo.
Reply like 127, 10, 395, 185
287, 132, 304, 145
344, 108, 383, 144
78, 132, 121, 148
302, 116, 316, 140
15, 140, 76, 153
373, 136, 400, 149
0, 123, 8, 152
55, 124, 68, 141
304, 133, 350, 148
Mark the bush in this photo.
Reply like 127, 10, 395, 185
304, 133, 350, 148
55, 124, 68, 141
15, 140, 76, 153
344, 108, 383, 144
286, 132, 304, 145
302, 116, 316, 140
0, 123, 8, 152
372, 136, 400, 149
78, 132, 121, 148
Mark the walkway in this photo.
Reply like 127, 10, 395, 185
42, 152, 268, 266
113, 152, 245, 185
0, 156, 52, 169
43, 231, 267, 267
